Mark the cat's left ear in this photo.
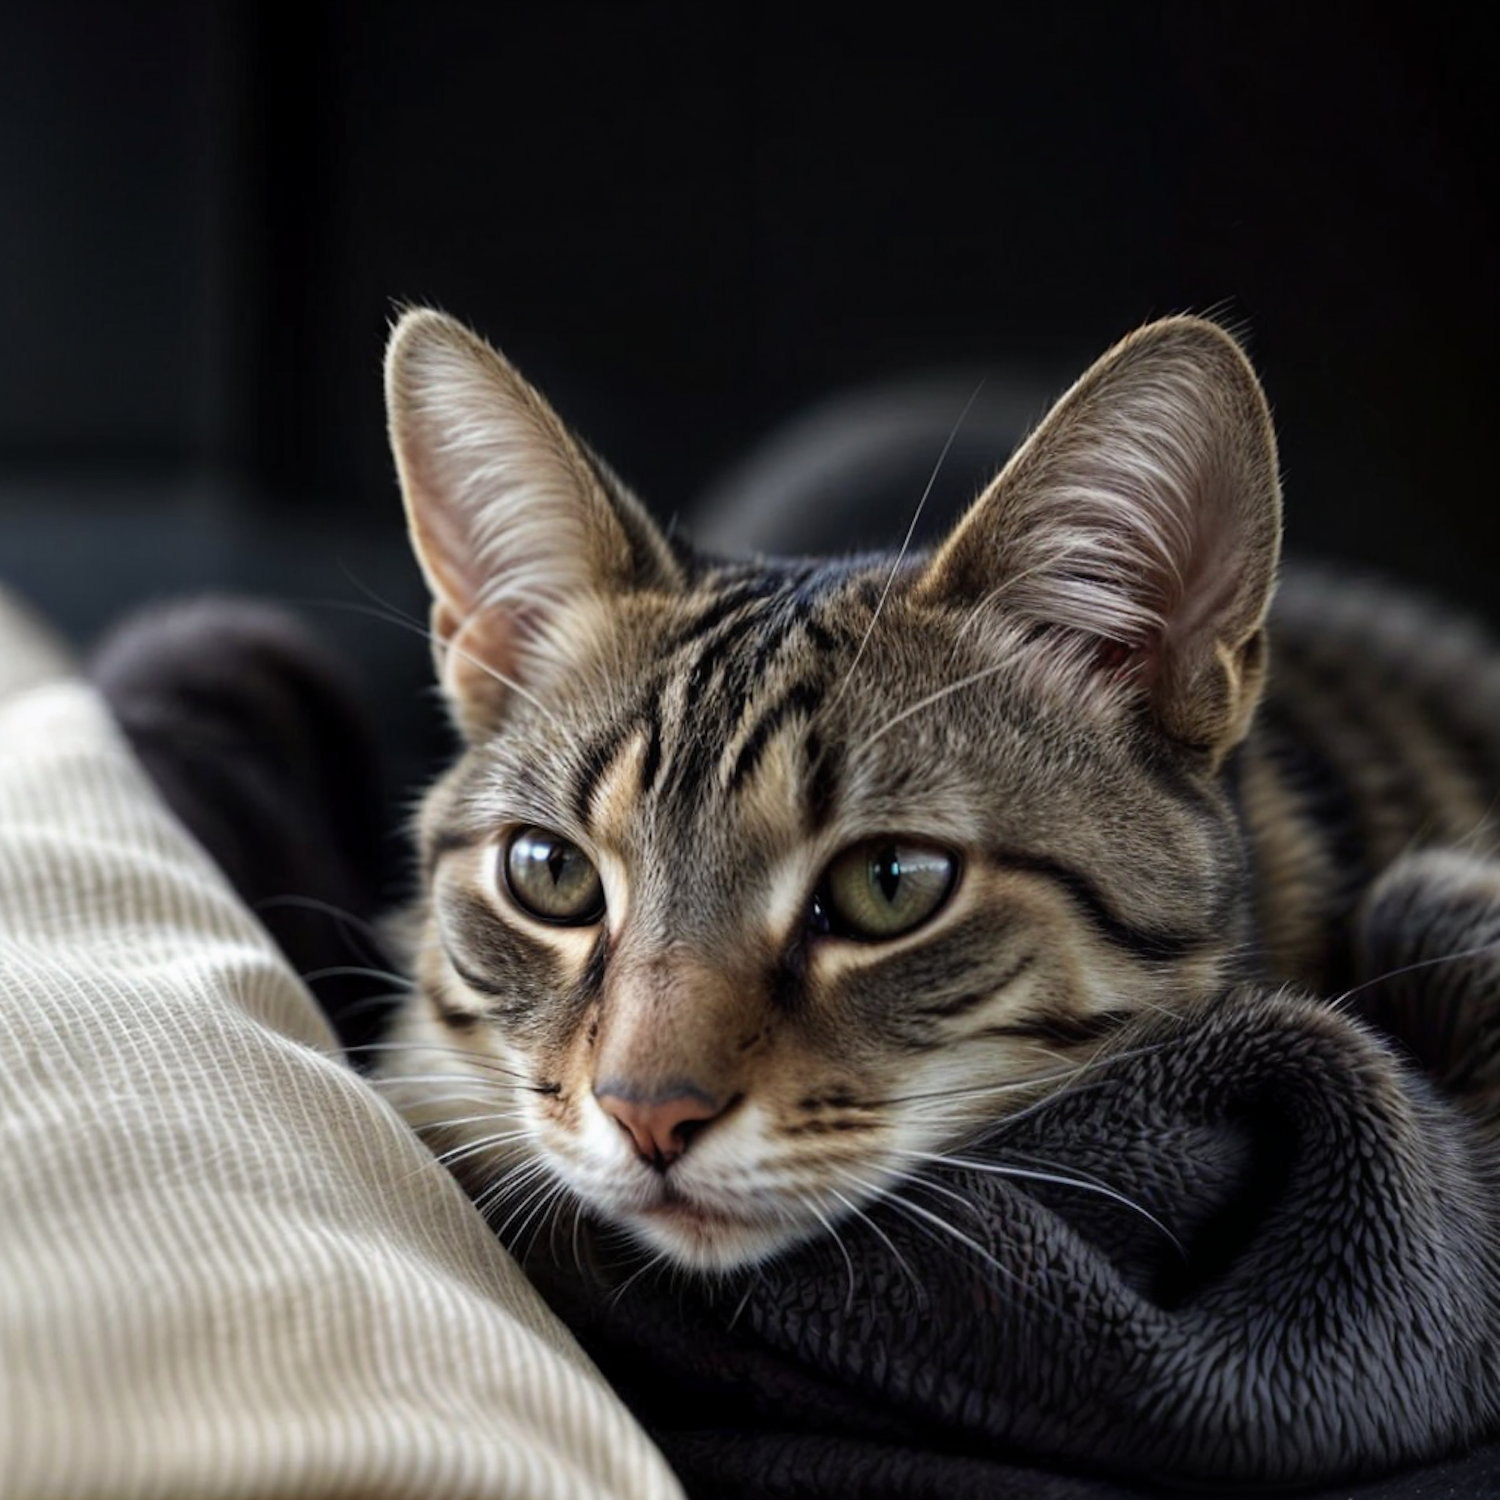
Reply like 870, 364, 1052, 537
385, 309, 682, 740
915, 317, 1281, 762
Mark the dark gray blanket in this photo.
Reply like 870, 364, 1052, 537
100, 602, 1500, 1499
519, 987, 1500, 1497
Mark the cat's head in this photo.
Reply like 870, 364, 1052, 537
381, 310, 1280, 1272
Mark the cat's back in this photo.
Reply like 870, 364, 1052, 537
1245, 564, 1500, 987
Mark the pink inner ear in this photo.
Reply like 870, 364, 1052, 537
439, 605, 523, 740
1161, 514, 1243, 653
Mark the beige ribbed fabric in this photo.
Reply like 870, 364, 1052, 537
0, 591, 685, 1500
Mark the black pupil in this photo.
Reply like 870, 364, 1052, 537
874, 845, 901, 903
546, 843, 568, 887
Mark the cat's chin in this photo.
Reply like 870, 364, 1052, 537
621, 1196, 813, 1273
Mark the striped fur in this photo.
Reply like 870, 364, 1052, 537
379, 310, 1500, 1272
1246, 569, 1500, 988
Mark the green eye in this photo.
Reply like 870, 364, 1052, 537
818, 838, 957, 941
503, 828, 605, 924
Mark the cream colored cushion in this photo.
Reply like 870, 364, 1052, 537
0, 590, 684, 1500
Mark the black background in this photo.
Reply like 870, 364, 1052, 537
1, 1, 1493, 793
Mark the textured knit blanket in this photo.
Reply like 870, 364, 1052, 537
517, 985, 1500, 1498
101, 603, 1500, 1500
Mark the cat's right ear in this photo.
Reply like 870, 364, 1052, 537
914, 317, 1281, 763
385, 309, 682, 740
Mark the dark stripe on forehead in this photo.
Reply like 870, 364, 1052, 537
675, 565, 841, 672
805, 731, 840, 827
639, 692, 664, 796
684, 600, 790, 696
572, 718, 630, 824
662, 616, 796, 803
730, 680, 824, 790
653, 571, 848, 806
802, 616, 840, 655
661, 675, 730, 805
993, 850, 1205, 964
721, 596, 825, 721
666, 580, 779, 653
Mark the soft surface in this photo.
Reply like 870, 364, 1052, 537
0, 588, 684, 1500
522, 987, 1500, 1497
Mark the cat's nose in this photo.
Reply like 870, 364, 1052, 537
594, 1084, 725, 1168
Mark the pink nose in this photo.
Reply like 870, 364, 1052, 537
595, 1085, 724, 1167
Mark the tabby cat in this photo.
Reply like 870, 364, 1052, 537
380, 309, 1500, 1272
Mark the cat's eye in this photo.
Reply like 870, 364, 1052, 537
503, 827, 605, 924
816, 838, 957, 941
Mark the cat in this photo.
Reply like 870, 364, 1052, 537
374, 308, 1500, 1274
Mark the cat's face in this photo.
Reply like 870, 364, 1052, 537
381, 311, 1281, 1271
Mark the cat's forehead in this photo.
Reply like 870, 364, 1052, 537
577, 555, 991, 799
443, 551, 1133, 849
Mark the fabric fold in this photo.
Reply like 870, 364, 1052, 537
524, 989, 1500, 1497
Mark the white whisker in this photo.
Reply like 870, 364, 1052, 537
301, 965, 414, 987
415, 1112, 525, 1134
489, 1166, 562, 1244
512, 1178, 573, 1265
307, 589, 564, 731
607, 1247, 673, 1310
795, 1190, 859, 1315
864, 659, 1017, 748
432, 1128, 534, 1173
255, 893, 393, 969
826, 1186, 927, 1310
1330, 937, 1500, 1015
474, 1156, 554, 1223
833, 1165, 1032, 1304
834, 379, 986, 705
892, 1147, 1182, 1255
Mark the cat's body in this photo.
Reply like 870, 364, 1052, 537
85, 312, 1500, 1490
1242, 571, 1500, 991
370, 311, 1500, 1273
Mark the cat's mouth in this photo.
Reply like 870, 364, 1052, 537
638, 1178, 750, 1230
644, 1175, 757, 1221
623, 1179, 804, 1269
